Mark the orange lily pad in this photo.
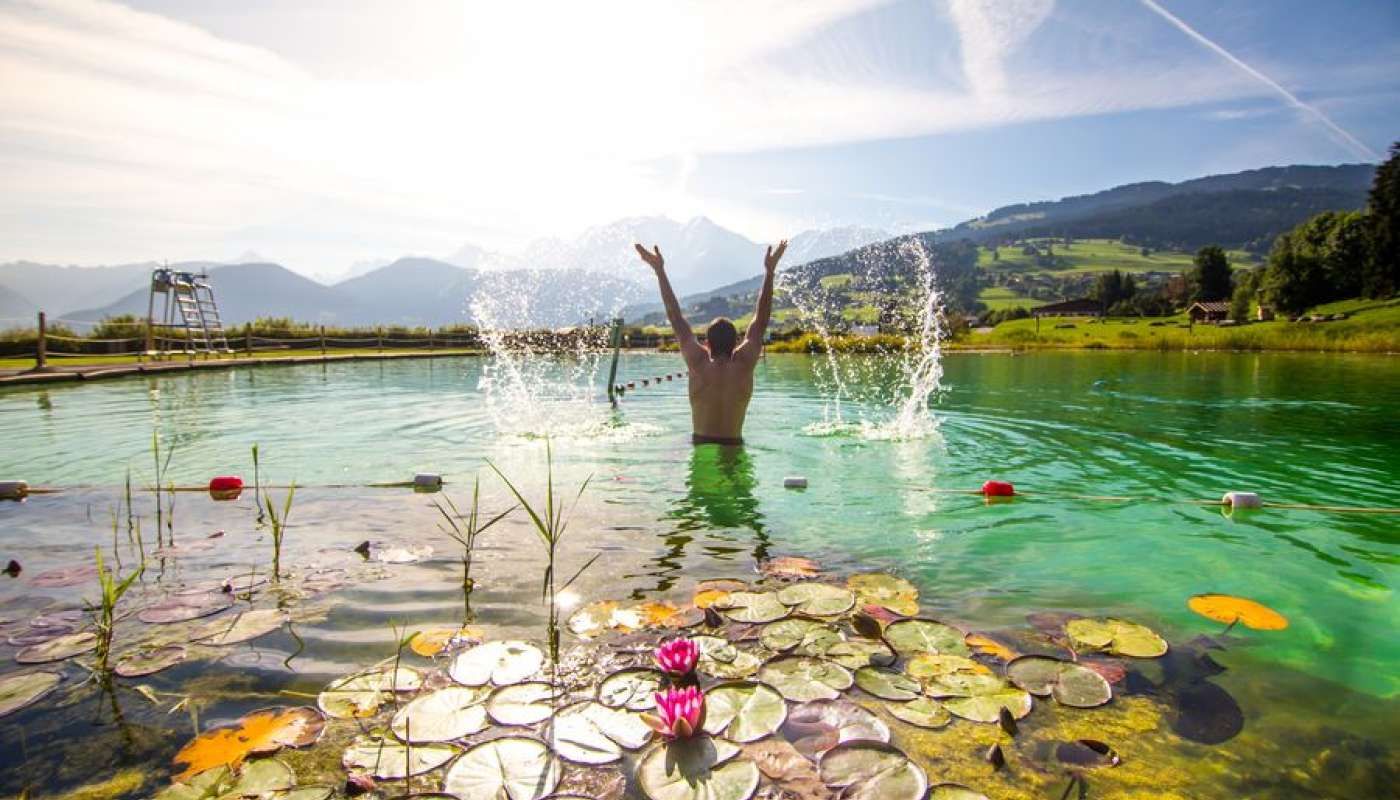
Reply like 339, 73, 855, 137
1187, 594, 1288, 631
761, 557, 821, 579
964, 634, 1017, 662
410, 626, 485, 657
173, 706, 325, 780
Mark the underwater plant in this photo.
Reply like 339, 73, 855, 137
90, 546, 143, 674
261, 483, 296, 582
433, 475, 515, 618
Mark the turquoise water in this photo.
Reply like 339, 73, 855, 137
1, 351, 1397, 796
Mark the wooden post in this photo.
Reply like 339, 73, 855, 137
320, 325, 326, 356
35, 311, 47, 371
428, 328, 434, 350
245, 326, 253, 355
377, 327, 383, 353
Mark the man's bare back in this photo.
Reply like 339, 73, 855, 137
635, 240, 787, 445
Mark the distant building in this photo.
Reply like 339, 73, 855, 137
1256, 305, 1275, 322
1033, 298, 1103, 318
1187, 301, 1230, 322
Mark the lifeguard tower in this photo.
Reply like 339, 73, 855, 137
145, 268, 231, 356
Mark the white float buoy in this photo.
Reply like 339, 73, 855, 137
414, 473, 443, 490
783, 476, 808, 489
0, 480, 29, 499
1221, 491, 1261, 509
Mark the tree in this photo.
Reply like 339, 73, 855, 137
1189, 246, 1232, 302
1366, 141, 1400, 298
1261, 231, 1325, 313
1231, 268, 1259, 322
1091, 270, 1130, 308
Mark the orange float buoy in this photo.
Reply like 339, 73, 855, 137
208, 475, 243, 501
981, 480, 1015, 497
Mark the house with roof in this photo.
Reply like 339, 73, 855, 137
1187, 301, 1230, 323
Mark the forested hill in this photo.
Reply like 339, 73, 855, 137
944, 164, 1375, 252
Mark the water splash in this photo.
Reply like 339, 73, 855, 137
779, 236, 946, 440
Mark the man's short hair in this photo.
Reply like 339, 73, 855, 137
707, 317, 738, 358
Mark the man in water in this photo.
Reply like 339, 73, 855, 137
634, 239, 787, 446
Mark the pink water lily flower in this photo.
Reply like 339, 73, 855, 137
644, 686, 705, 739
654, 637, 700, 676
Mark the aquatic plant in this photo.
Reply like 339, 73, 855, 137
654, 638, 700, 677
644, 686, 705, 739
152, 429, 176, 541
261, 483, 296, 582
432, 475, 515, 618
89, 546, 143, 674
488, 439, 597, 664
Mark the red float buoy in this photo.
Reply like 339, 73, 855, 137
209, 475, 243, 500
981, 480, 1015, 497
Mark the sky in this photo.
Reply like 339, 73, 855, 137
1, 0, 1397, 279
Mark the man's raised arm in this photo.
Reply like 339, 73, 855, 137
635, 244, 706, 366
742, 239, 787, 357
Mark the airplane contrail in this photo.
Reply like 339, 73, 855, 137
1140, 0, 1380, 161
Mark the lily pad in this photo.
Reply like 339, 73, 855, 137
341, 734, 458, 779
819, 741, 926, 800
154, 759, 294, 800
193, 609, 286, 646
409, 625, 484, 657
550, 701, 653, 764
964, 633, 1017, 662
884, 619, 969, 657
759, 657, 852, 702
854, 666, 921, 701
174, 706, 324, 780
139, 593, 234, 624
114, 645, 187, 677
1065, 618, 1168, 658
717, 592, 790, 623
1006, 655, 1112, 708
391, 685, 491, 742
929, 784, 990, 800
942, 685, 1033, 724
317, 667, 423, 719
905, 654, 993, 695
30, 565, 99, 588
702, 682, 788, 743
760, 556, 821, 579
15, 631, 97, 664
846, 573, 919, 617
449, 640, 544, 686
760, 618, 842, 655
884, 696, 950, 729
443, 736, 561, 800
637, 737, 760, 800
784, 699, 890, 758
824, 639, 894, 670
776, 583, 856, 617
488, 681, 558, 725
0, 671, 62, 717
694, 636, 764, 679
1187, 594, 1288, 630
598, 668, 664, 711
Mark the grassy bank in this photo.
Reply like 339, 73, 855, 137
0, 347, 482, 371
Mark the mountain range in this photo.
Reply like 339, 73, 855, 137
0, 163, 1375, 329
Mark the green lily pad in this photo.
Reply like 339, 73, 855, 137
883, 619, 968, 657
138, 593, 234, 624
759, 657, 852, 702
819, 741, 927, 800
192, 609, 286, 646
824, 639, 894, 669
598, 668, 664, 711
717, 592, 790, 623
846, 573, 920, 617
942, 686, 1033, 724
317, 667, 423, 719
905, 654, 996, 696
1006, 655, 1112, 708
776, 583, 856, 617
694, 636, 763, 679
637, 737, 760, 800
341, 734, 458, 778
550, 701, 653, 764
15, 631, 97, 664
0, 671, 62, 717
760, 618, 842, 655
114, 645, 187, 678
854, 666, 921, 701
488, 681, 558, 725
449, 640, 545, 686
929, 784, 990, 800
884, 697, 951, 729
443, 736, 561, 800
391, 686, 491, 742
701, 682, 788, 743
1065, 618, 1168, 658
154, 759, 294, 800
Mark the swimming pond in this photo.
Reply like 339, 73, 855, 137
1, 351, 1396, 797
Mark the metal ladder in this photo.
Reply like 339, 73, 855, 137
173, 286, 209, 353
192, 279, 231, 353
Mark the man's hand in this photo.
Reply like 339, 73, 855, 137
764, 240, 788, 273
635, 243, 664, 272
